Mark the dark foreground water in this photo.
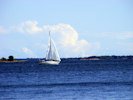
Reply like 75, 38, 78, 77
0, 59, 133, 100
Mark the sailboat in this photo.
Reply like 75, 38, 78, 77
39, 32, 61, 65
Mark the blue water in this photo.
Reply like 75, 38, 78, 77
0, 59, 133, 100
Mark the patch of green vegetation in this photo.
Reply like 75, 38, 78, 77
8, 55, 14, 61
1, 57, 7, 61
0, 55, 23, 62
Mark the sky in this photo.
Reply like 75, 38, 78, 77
0, 0, 133, 58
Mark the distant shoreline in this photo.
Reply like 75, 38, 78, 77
61, 55, 133, 61
81, 55, 133, 60
1, 55, 133, 62
0, 60, 25, 63
81, 58, 100, 60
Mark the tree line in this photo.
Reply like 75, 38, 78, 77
61, 55, 133, 61
83, 55, 133, 60
1, 55, 133, 61
1, 56, 14, 61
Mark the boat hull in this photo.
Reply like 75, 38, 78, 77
39, 60, 60, 65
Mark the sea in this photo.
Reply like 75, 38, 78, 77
0, 59, 133, 100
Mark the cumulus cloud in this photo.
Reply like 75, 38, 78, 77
17, 21, 43, 34
2, 21, 133, 58
22, 47, 38, 58
1, 21, 43, 34
43, 24, 78, 46
0, 22, 101, 57
43, 23, 100, 57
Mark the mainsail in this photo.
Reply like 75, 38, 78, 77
46, 32, 60, 61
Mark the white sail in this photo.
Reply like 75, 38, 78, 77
40, 32, 61, 65
51, 39, 61, 61
46, 33, 52, 60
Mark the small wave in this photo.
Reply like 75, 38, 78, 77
0, 81, 133, 89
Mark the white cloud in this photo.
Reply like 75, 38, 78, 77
17, 21, 43, 34
1, 21, 43, 34
22, 47, 38, 58
6, 21, 43, 34
43, 24, 78, 46
0, 22, 101, 58
1, 21, 133, 58
43, 23, 100, 57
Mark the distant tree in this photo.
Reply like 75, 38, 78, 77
8, 55, 14, 61
1, 57, 7, 61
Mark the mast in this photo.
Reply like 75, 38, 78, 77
46, 31, 52, 60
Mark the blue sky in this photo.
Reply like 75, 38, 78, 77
0, 0, 133, 58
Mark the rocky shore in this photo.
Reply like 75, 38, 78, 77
0, 60, 24, 63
